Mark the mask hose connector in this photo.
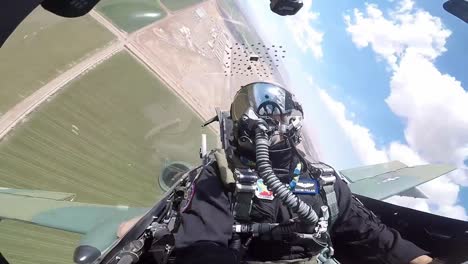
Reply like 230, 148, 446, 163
254, 127, 319, 224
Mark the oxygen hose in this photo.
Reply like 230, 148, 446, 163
254, 126, 319, 225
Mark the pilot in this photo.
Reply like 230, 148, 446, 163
119, 82, 441, 264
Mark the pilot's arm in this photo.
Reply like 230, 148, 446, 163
330, 178, 434, 264
116, 163, 237, 264
173, 163, 238, 264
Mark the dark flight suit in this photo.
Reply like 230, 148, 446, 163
173, 153, 429, 264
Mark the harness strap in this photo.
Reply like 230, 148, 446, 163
233, 168, 258, 221
211, 148, 259, 222
322, 185, 338, 226
213, 148, 236, 189
309, 162, 339, 227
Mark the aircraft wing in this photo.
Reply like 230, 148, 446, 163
339, 161, 457, 200
0, 190, 148, 255
0, 187, 76, 201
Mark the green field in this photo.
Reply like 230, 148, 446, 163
97, 0, 167, 32
0, 8, 114, 116
0, 51, 216, 264
161, 0, 204, 11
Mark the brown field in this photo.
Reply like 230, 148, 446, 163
128, 0, 279, 120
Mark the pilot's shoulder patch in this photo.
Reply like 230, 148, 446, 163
293, 178, 319, 195
255, 179, 274, 200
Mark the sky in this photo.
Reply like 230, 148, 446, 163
241, 0, 468, 221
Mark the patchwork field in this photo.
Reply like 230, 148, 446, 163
0, 8, 114, 116
0, 51, 216, 263
0, 1, 279, 263
161, 0, 204, 11
97, 0, 167, 32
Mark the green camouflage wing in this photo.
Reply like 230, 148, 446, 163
340, 162, 456, 200
0, 190, 148, 255
339, 160, 408, 182
0, 187, 76, 201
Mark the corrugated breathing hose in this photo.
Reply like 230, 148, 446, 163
254, 126, 319, 225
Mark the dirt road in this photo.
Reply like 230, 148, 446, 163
0, 42, 124, 140
0, 0, 313, 154
0, 0, 235, 141
90, 11, 127, 41
158, 1, 173, 16
0, 10, 127, 141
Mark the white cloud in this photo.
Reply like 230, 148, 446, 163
285, 0, 324, 59
388, 51, 468, 181
344, 1, 451, 69
437, 204, 468, 221
386, 141, 426, 165
385, 196, 430, 213
318, 88, 388, 165
419, 176, 460, 206
338, 0, 468, 220
319, 87, 467, 221
397, 0, 415, 13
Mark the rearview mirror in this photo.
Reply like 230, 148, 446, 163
0, 0, 102, 47
41, 0, 101, 18
270, 0, 304, 16
444, 0, 468, 23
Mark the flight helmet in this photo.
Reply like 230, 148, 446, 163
230, 82, 304, 157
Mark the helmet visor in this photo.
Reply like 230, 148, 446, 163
231, 82, 297, 122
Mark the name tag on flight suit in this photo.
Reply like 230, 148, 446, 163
293, 178, 319, 195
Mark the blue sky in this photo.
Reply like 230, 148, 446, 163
241, 0, 468, 220
309, 0, 468, 149
311, 0, 405, 147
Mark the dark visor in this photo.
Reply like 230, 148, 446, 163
1, 0, 101, 47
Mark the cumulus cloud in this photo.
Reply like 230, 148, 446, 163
318, 88, 388, 165
319, 87, 467, 221
385, 196, 430, 213
386, 141, 426, 165
388, 52, 468, 181
285, 0, 324, 59
337, 0, 468, 220
344, 1, 451, 69
437, 204, 468, 221
344, 0, 468, 186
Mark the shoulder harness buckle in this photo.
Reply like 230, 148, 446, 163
310, 163, 339, 227
233, 168, 258, 221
